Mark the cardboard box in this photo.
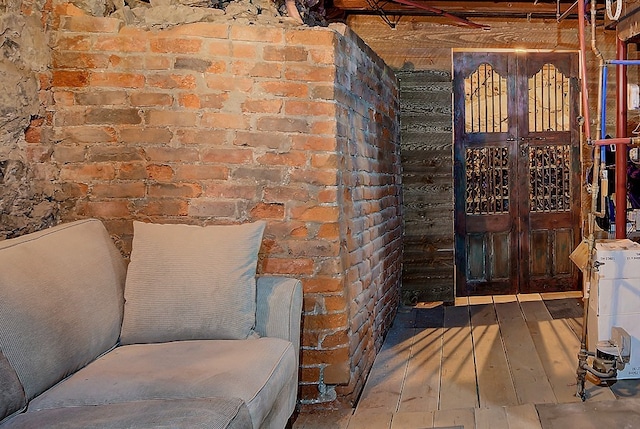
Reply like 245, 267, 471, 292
594, 239, 640, 279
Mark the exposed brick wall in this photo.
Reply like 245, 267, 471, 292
28, 2, 402, 407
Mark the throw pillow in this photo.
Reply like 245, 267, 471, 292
120, 221, 266, 344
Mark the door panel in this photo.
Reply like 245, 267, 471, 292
454, 51, 580, 296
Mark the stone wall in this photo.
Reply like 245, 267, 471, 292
0, 0, 58, 239
19, 2, 403, 407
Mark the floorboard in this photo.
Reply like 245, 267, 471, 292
294, 294, 634, 429
439, 305, 478, 410
469, 304, 518, 408
495, 301, 556, 405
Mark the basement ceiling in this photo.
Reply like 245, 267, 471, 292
329, 0, 604, 28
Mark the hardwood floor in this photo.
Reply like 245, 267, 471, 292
293, 292, 631, 429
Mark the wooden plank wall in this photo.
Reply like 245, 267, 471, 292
347, 14, 638, 302
397, 70, 454, 303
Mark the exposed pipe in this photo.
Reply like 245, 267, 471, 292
593, 2, 607, 220
386, 0, 490, 29
557, 0, 580, 22
578, 0, 592, 142
616, 38, 628, 239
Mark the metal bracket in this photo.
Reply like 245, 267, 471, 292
364, 0, 402, 28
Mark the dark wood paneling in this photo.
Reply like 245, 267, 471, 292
398, 69, 455, 304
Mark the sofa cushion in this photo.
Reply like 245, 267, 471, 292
28, 338, 296, 429
0, 219, 126, 401
3, 397, 252, 429
120, 221, 266, 344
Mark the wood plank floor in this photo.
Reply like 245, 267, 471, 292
293, 292, 633, 429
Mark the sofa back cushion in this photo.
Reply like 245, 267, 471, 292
0, 349, 26, 423
0, 219, 126, 405
120, 221, 265, 344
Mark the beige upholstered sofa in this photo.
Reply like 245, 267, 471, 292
0, 219, 302, 429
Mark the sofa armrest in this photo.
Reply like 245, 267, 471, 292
255, 277, 302, 354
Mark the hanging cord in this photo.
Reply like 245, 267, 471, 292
606, 0, 622, 21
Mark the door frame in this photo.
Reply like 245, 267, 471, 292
452, 48, 582, 297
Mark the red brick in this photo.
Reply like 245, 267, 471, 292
256, 117, 308, 133
53, 52, 110, 68
303, 277, 343, 293
59, 126, 117, 143
178, 94, 200, 109
205, 75, 253, 92
52, 70, 89, 87
174, 165, 229, 180
317, 223, 339, 239
89, 146, 145, 162
285, 100, 336, 116
146, 164, 174, 181
61, 15, 122, 33
290, 170, 337, 186
75, 91, 127, 106
175, 128, 230, 145
145, 55, 172, 70
285, 28, 336, 46
90, 72, 144, 88
201, 112, 249, 130
242, 99, 283, 114
77, 201, 130, 218
310, 83, 335, 100
263, 45, 308, 62
85, 107, 141, 125
133, 199, 189, 216
301, 345, 349, 365
318, 188, 338, 205
54, 34, 91, 51
230, 43, 257, 59
207, 40, 231, 57
92, 183, 146, 198
230, 25, 283, 43
150, 37, 202, 53
117, 163, 148, 180
145, 110, 198, 127
258, 81, 309, 98
162, 22, 229, 38
204, 183, 257, 199
284, 64, 335, 83
94, 29, 148, 52
324, 294, 347, 312
322, 330, 348, 348
306, 313, 348, 332
300, 367, 321, 383
53, 145, 86, 164
130, 92, 173, 107
310, 120, 337, 135
232, 61, 281, 78
291, 205, 339, 222
188, 199, 236, 217
323, 361, 350, 384
145, 147, 199, 162
250, 202, 284, 220
233, 131, 289, 149
311, 153, 338, 169
261, 257, 315, 275
147, 73, 197, 90
292, 135, 337, 151
263, 186, 310, 202
256, 152, 307, 167
60, 163, 116, 181
309, 48, 335, 65
148, 183, 202, 198
201, 148, 253, 164
120, 127, 173, 144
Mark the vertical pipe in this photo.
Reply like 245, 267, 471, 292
616, 37, 628, 239
578, 0, 591, 141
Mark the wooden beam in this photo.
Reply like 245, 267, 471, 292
334, 0, 566, 15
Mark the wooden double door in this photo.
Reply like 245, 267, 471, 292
453, 51, 581, 296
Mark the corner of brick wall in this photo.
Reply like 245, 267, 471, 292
44, 2, 401, 409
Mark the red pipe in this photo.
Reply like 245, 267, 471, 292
593, 138, 636, 146
616, 37, 628, 239
578, 0, 591, 141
